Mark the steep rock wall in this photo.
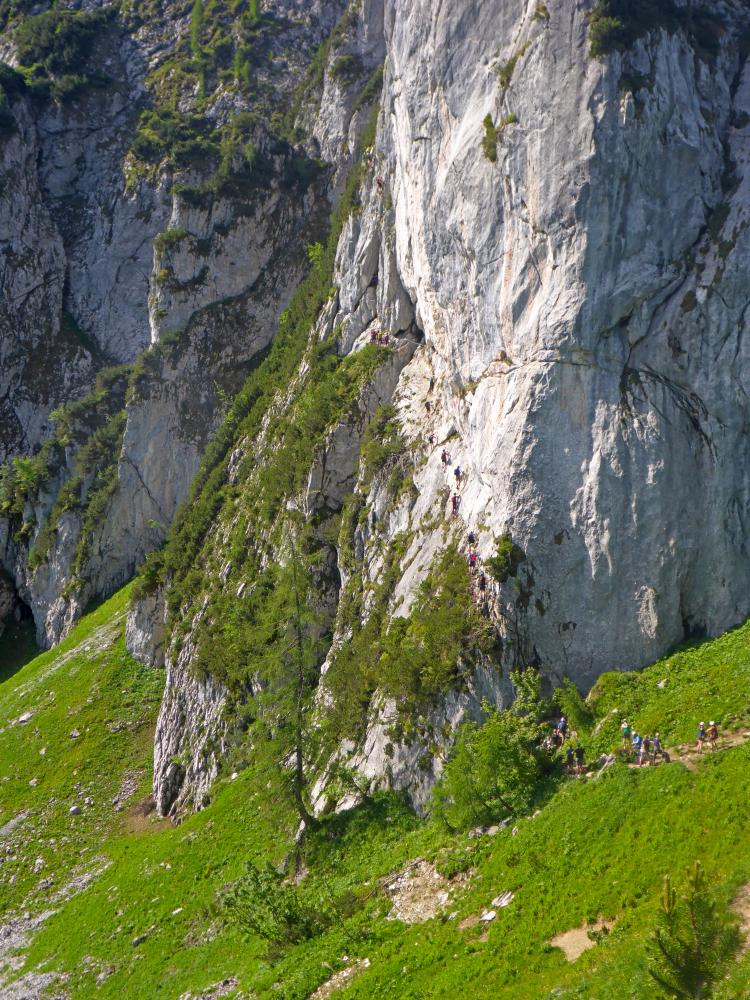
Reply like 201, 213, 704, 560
141, 0, 750, 816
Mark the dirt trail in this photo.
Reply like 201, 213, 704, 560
624, 729, 750, 773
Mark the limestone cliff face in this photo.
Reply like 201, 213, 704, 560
374, 0, 750, 689
143, 0, 750, 817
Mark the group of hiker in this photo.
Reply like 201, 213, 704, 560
620, 718, 719, 765
369, 328, 391, 347
544, 716, 587, 774
440, 451, 465, 518
619, 719, 667, 766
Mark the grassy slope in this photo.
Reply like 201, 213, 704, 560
1, 592, 750, 998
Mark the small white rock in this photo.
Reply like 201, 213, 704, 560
29, 778, 39, 787
69, 805, 82, 816
479, 910, 496, 923
17, 712, 33, 725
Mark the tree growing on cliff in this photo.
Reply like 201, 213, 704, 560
248, 527, 325, 831
648, 863, 739, 999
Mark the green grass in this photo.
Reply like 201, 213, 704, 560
4, 592, 750, 997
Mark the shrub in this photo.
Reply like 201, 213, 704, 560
222, 861, 335, 945
330, 53, 363, 84
13, 7, 113, 99
498, 41, 530, 91
485, 533, 526, 584
431, 704, 545, 830
531, 2, 550, 22
481, 114, 498, 162
587, 0, 721, 59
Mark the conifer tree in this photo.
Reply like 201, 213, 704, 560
648, 862, 739, 999
249, 526, 325, 831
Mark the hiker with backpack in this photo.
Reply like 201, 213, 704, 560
574, 743, 585, 775
631, 732, 642, 762
451, 493, 461, 517
708, 721, 718, 750
454, 465, 462, 486
650, 733, 661, 763
697, 721, 707, 753
620, 718, 631, 748
565, 745, 575, 774
639, 736, 650, 767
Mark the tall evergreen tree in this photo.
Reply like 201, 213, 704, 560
247, 527, 325, 831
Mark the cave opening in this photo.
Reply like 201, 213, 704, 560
0, 594, 40, 683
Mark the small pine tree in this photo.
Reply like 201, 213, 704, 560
648, 863, 739, 999
248, 527, 325, 832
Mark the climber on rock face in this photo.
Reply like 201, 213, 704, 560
468, 531, 476, 545
454, 465, 462, 486
468, 550, 478, 572
451, 493, 461, 516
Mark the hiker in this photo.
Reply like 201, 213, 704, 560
639, 736, 650, 767
697, 721, 707, 753
631, 732, 642, 762
477, 573, 487, 594
574, 743, 584, 775
651, 732, 662, 764
441, 449, 450, 467
376, 175, 384, 191
620, 718, 631, 748
369, 329, 378, 344
425, 400, 432, 413
557, 716, 568, 741
565, 745, 575, 774
708, 721, 718, 750
468, 550, 478, 572
451, 493, 461, 516
468, 531, 476, 545
454, 465, 462, 486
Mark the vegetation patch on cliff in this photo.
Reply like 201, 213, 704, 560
587, 0, 722, 59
